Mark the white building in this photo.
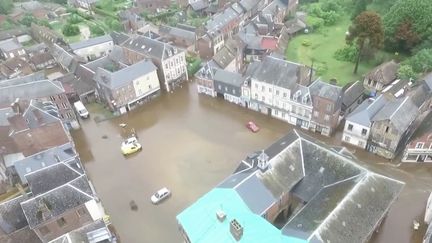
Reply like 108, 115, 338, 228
248, 56, 313, 129
94, 59, 160, 114
342, 95, 387, 149
70, 35, 114, 61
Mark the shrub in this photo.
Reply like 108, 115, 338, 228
334, 45, 359, 63
302, 40, 312, 47
62, 24, 80, 36
306, 16, 324, 30
90, 25, 105, 36
315, 63, 328, 76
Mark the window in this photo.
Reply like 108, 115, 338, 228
254, 93, 258, 99
262, 96, 265, 102
218, 85, 221, 90
268, 87, 272, 93
225, 87, 228, 92
385, 126, 390, 133
344, 136, 351, 142
324, 115, 330, 121
276, 90, 279, 96
233, 89, 236, 95
313, 111, 319, 117
274, 110, 279, 115
39, 226, 50, 236
148, 84, 152, 89
416, 142, 424, 149
347, 124, 353, 131
62, 103, 67, 109
77, 208, 87, 217
255, 83, 258, 89
283, 92, 287, 98
57, 218, 67, 227
358, 141, 364, 147
326, 104, 332, 112
361, 129, 367, 136
50, 96, 55, 101
261, 86, 265, 91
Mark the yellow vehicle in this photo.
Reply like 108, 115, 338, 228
121, 137, 142, 155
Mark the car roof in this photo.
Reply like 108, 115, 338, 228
157, 187, 169, 194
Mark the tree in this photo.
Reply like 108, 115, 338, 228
346, 11, 384, 74
407, 49, 432, 74
90, 25, 105, 36
397, 65, 417, 80
351, 0, 367, 20
394, 20, 420, 53
62, 24, 80, 36
20, 14, 36, 27
0, 0, 13, 15
383, 0, 432, 52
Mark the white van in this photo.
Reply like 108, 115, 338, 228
74, 101, 89, 119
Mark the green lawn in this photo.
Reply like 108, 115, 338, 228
285, 16, 390, 86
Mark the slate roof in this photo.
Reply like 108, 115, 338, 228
189, 0, 209, 11
10, 142, 76, 184
0, 39, 22, 52
195, 61, 216, 80
206, 7, 239, 32
30, 52, 54, 66
0, 29, 28, 42
365, 60, 399, 85
159, 25, 196, 44
110, 31, 130, 45
94, 59, 157, 90
342, 80, 365, 108
239, 0, 261, 12
21, 183, 93, 229
213, 69, 245, 87
25, 162, 82, 196
248, 56, 306, 90
22, 99, 61, 128
309, 79, 343, 103
407, 80, 432, 108
372, 96, 418, 133
178, 130, 404, 243
0, 226, 41, 243
212, 45, 235, 69
122, 35, 181, 60
0, 77, 64, 104
0, 196, 28, 234
346, 95, 388, 127
70, 35, 113, 51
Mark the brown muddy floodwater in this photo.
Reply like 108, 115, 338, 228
72, 82, 432, 243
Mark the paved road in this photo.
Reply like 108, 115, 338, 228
72, 82, 430, 243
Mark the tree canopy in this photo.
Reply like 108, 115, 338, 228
383, 0, 432, 52
346, 11, 384, 73
406, 49, 432, 74
0, 0, 13, 15
62, 24, 80, 37
397, 65, 417, 80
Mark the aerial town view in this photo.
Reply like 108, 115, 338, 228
0, 0, 432, 242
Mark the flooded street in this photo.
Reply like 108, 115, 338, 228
72, 82, 432, 243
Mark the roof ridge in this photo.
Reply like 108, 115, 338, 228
389, 97, 408, 121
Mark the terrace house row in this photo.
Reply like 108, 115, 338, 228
196, 56, 343, 136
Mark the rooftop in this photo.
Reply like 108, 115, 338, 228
178, 130, 404, 242
365, 60, 400, 86
122, 35, 182, 60
21, 183, 93, 229
0, 38, 23, 52
69, 35, 113, 51
94, 59, 157, 89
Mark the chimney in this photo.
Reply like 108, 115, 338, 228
11, 98, 21, 114
230, 219, 243, 241
216, 210, 226, 222
36, 199, 53, 221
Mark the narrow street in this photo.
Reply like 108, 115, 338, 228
72, 82, 432, 243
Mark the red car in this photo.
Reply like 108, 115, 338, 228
246, 121, 260, 133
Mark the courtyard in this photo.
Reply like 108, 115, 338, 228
72, 82, 431, 243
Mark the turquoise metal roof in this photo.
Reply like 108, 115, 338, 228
177, 188, 308, 243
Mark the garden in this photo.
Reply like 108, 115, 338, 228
285, 0, 432, 86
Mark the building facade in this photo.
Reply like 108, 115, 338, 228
70, 35, 114, 61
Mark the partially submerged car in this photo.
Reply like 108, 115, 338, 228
121, 136, 142, 155
246, 121, 260, 133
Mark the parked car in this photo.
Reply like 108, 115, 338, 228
121, 136, 142, 155
151, 187, 171, 204
246, 121, 260, 133
74, 101, 89, 119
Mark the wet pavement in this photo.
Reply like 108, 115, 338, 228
72, 82, 432, 243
